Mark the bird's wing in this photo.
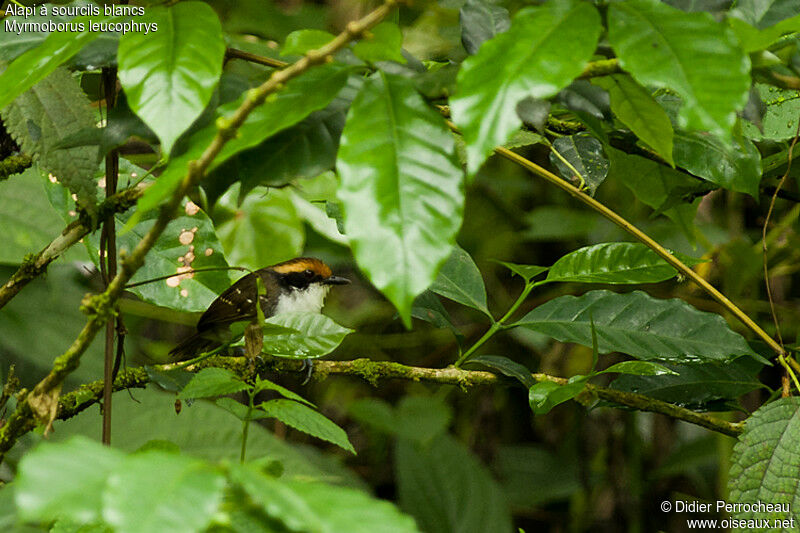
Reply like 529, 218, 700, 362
196, 273, 259, 331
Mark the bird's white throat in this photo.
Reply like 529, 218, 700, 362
273, 283, 331, 316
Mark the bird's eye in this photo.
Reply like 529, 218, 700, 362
303, 269, 314, 278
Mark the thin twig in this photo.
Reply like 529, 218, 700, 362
225, 47, 288, 69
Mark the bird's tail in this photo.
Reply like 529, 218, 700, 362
169, 332, 219, 361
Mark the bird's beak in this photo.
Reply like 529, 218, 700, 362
324, 276, 350, 285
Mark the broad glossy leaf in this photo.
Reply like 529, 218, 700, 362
178, 368, 248, 400
396, 434, 512, 533
231, 465, 420, 533
727, 15, 800, 52
496, 261, 549, 283
337, 72, 463, 326
2, 68, 98, 213
468, 355, 535, 388
353, 22, 406, 64
599, 361, 678, 376
215, 186, 304, 272
729, 0, 800, 29
611, 357, 764, 405
549, 134, 609, 195
15, 437, 123, 524
608, 0, 750, 140
411, 291, 464, 345
529, 380, 586, 414
545, 242, 701, 285
429, 245, 489, 316
606, 147, 699, 242
515, 290, 759, 363
742, 84, 800, 141
593, 74, 674, 166
673, 131, 761, 197
459, 0, 511, 55
118, 2, 224, 156
135, 64, 348, 217
0, 13, 117, 110
557, 80, 610, 120
260, 312, 353, 359
728, 398, 800, 527
281, 29, 335, 56
451, 0, 601, 173
503, 129, 544, 149
120, 197, 232, 312
260, 399, 355, 454
104, 451, 225, 533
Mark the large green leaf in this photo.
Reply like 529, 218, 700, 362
260, 312, 353, 359
673, 131, 761, 198
103, 451, 225, 533
337, 72, 464, 326
260, 399, 355, 454
544, 242, 701, 285
728, 398, 800, 529
178, 368, 248, 400
214, 186, 304, 273
729, 0, 800, 29
451, 0, 601, 173
0, 13, 118, 110
352, 22, 406, 64
611, 357, 764, 406
230, 464, 420, 533
608, 0, 750, 140
135, 64, 349, 218
1, 68, 98, 213
606, 147, 699, 242
593, 74, 674, 166
117, 2, 224, 156
15, 437, 123, 524
429, 245, 489, 316
459, 0, 511, 55
396, 434, 512, 533
515, 290, 759, 363
742, 84, 800, 141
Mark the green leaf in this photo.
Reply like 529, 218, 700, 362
429, 245, 489, 316
353, 22, 406, 64
606, 147, 699, 242
502, 129, 544, 149
528, 380, 586, 414
515, 290, 759, 363
215, 397, 268, 421
729, 0, 800, 29
451, 0, 601, 173
260, 399, 355, 454
118, 196, 232, 313
396, 434, 512, 533
215, 186, 304, 272
496, 261, 549, 283
117, 2, 224, 156
260, 312, 353, 359
1, 68, 98, 214
673, 131, 761, 198
178, 367, 249, 399
103, 451, 225, 533
607, 0, 750, 140
522, 206, 608, 241
0, 166, 76, 264
0, 13, 118, 110
230, 465, 420, 533
349, 396, 452, 445
411, 291, 465, 345
337, 72, 464, 327
728, 398, 800, 527
467, 355, 535, 388
281, 29, 335, 56
545, 242, 702, 285
742, 84, 800, 141
15, 437, 123, 524
459, 0, 511, 55
549, 134, 609, 195
593, 74, 674, 166
253, 376, 315, 408
135, 64, 348, 218
727, 15, 800, 52
611, 357, 765, 406
599, 361, 678, 376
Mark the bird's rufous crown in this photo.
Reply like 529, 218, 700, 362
270, 257, 333, 278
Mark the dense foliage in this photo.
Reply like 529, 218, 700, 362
1, 0, 800, 531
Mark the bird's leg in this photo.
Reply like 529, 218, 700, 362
300, 358, 314, 385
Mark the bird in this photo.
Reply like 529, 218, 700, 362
170, 257, 349, 360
